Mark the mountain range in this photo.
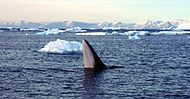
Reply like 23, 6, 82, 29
0, 19, 190, 30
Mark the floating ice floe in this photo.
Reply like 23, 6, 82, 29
110, 31, 125, 35
63, 27, 87, 33
128, 34, 140, 40
38, 39, 82, 54
102, 27, 122, 30
106, 31, 149, 36
124, 31, 149, 36
76, 32, 106, 35
21, 28, 40, 31
35, 29, 63, 35
152, 31, 190, 35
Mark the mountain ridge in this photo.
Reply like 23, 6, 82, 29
0, 20, 190, 30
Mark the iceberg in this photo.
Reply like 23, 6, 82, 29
76, 32, 106, 35
35, 29, 62, 35
136, 31, 149, 35
63, 27, 86, 33
111, 31, 123, 35
128, 34, 140, 40
124, 31, 149, 36
38, 39, 82, 54
21, 28, 39, 31
152, 31, 190, 35
109, 31, 129, 35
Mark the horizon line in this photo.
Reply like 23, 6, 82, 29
0, 19, 189, 24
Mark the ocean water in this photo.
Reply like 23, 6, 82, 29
0, 32, 190, 99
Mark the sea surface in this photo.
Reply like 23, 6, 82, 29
0, 32, 190, 99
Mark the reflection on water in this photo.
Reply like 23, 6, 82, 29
82, 69, 105, 99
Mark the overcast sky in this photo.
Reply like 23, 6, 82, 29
0, 0, 189, 23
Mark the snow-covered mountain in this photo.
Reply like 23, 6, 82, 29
134, 20, 177, 30
97, 20, 190, 30
136, 20, 190, 30
97, 21, 126, 29
0, 20, 190, 30
0, 21, 97, 29
170, 19, 190, 30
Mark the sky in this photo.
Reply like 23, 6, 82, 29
0, 0, 190, 23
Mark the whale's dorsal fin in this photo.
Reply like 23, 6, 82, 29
82, 39, 107, 70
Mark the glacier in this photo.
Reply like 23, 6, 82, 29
38, 39, 82, 54
177, 22, 190, 30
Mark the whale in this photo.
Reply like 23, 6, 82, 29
82, 39, 124, 72
82, 39, 108, 71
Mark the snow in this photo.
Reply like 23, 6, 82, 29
76, 32, 106, 35
1, 19, 190, 30
98, 21, 126, 29
177, 22, 190, 30
38, 39, 82, 54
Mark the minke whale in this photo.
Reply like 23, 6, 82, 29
82, 39, 123, 71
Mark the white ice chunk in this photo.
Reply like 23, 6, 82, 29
76, 32, 106, 35
38, 39, 82, 54
35, 29, 62, 35
63, 27, 87, 33
152, 31, 190, 35
128, 34, 140, 40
